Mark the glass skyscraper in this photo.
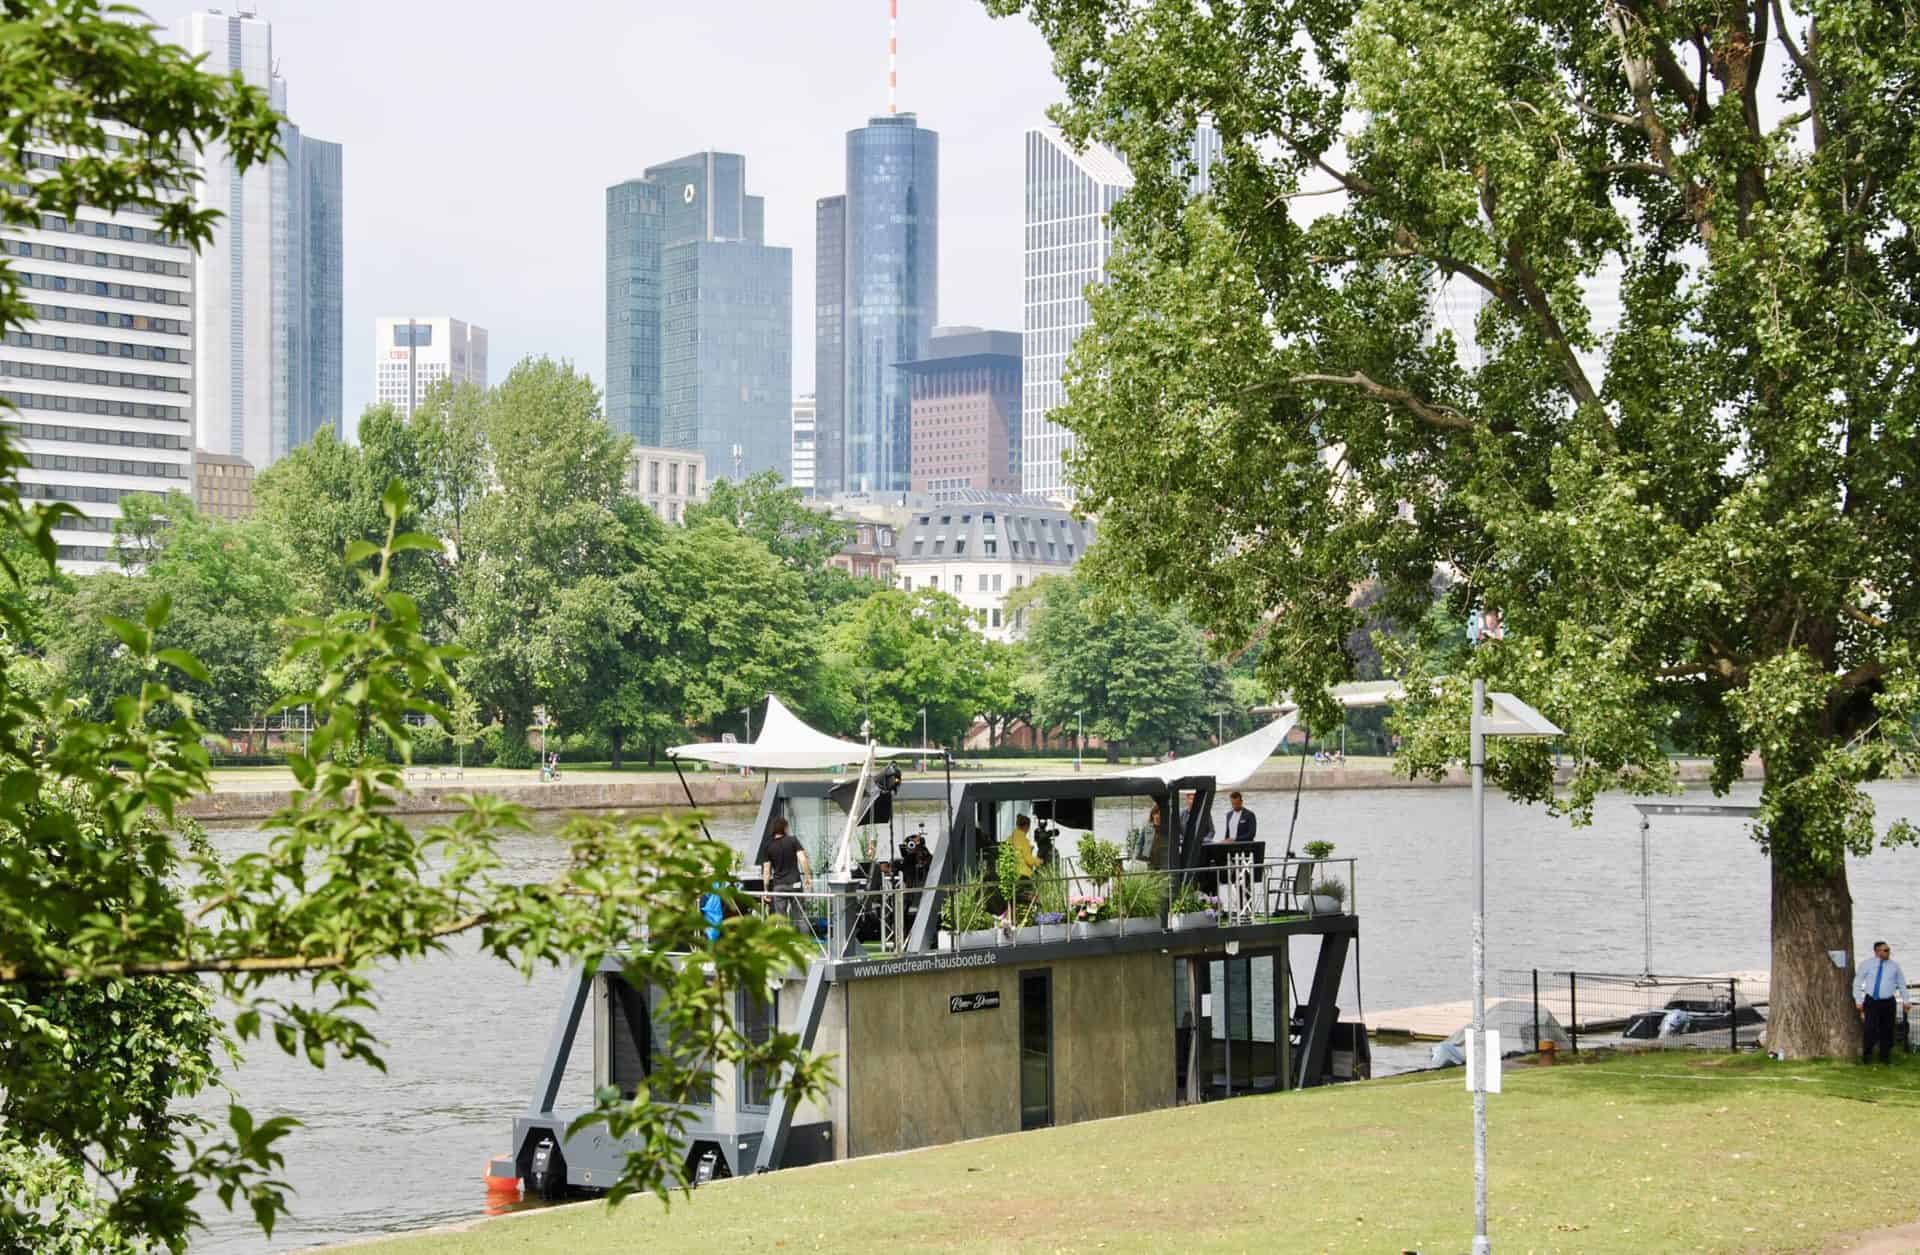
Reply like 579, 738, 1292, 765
1021, 125, 1217, 500
603, 153, 791, 479
176, 10, 342, 467
606, 178, 665, 443
812, 195, 845, 496
840, 113, 937, 494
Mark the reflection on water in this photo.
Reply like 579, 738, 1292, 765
189, 780, 1920, 1253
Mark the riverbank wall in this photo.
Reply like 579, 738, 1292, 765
182, 758, 1744, 823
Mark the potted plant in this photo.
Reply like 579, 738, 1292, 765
1076, 833, 1122, 891
1115, 869, 1168, 934
1068, 894, 1118, 939
1033, 874, 1071, 941
942, 876, 998, 949
1168, 882, 1219, 931
1300, 839, 1343, 912
1309, 877, 1347, 915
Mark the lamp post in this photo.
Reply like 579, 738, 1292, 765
1075, 710, 1083, 772
1467, 680, 1562, 1255
918, 706, 927, 772
742, 704, 754, 778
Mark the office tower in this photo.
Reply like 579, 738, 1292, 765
373, 317, 489, 419
812, 195, 845, 496
1, 130, 195, 570
175, 10, 343, 468
901, 327, 1021, 501
837, 113, 938, 495
606, 178, 666, 443
791, 394, 816, 494
1021, 124, 1215, 501
602, 153, 791, 479
193, 450, 256, 521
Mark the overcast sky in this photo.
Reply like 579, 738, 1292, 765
132, 0, 1066, 422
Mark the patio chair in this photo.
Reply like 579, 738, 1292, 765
1271, 861, 1313, 915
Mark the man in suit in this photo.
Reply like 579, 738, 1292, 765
1222, 790, 1258, 843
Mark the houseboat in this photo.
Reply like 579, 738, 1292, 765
509, 700, 1362, 1196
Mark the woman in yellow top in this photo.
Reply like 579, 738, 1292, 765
1009, 814, 1042, 876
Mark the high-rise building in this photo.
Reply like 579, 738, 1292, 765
602, 153, 791, 480
623, 445, 707, 524
1021, 125, 1215, 501
900, 327, 1021, 501
193, 449, 256, 521
835, 113, 938, 495
1, 130, 195, 570
175, 10, 343, 468
373, 317, 488, 419
812, 195, 845, 496
791, 393, 816, 495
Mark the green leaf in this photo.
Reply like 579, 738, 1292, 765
101, 615, 150, 656
381, 478, 410, 518
389, 531, 442, 554
342, 539, 380, 566
143, 593, 173, 631
156, 648, 212, 684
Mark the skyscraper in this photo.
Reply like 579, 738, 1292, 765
176, 10, 343, 468
602, 153, 791, 479
373, 317, 488, 419
1021, 125, 1215, 501
812, 195, 845, 496
1, 128, 195, 570
837, 112, 938, 495
900, 327, 1021, 501
791, 394, 816, 495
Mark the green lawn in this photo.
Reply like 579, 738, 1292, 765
365, 1051, 1920, 1254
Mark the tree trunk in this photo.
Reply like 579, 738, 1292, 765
648, 741, 658, 767
1767, 854, 1859, 1058
610, 727, 624, 771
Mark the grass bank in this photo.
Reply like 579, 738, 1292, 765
358, 1052, 1920, 1254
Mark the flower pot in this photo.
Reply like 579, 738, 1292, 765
1308, 894, 1344, 915
1013, 926, 1045, 946
1071, 919, 1121, 940
1168, 911, 1217, 931
957, 928, 1001, 949
1120, 915, 1160, 935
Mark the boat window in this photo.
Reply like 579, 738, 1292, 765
1020, 971, 1053, 1130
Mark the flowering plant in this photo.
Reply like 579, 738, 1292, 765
1169, 883, 1218, 916
1068, 894, 1112, 923
1035, 911, 1066, 926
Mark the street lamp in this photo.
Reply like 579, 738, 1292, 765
918, 706, 927, 772
1074, 710, 1083, 773
1467, 679, 1562, 1255
742, 704, 754, 778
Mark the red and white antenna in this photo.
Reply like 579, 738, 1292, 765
888, 0, 898, 114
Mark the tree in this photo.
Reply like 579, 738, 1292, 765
49, 496, 292, 737
0, 8, 827, 1246
455, 358, 635, 758
988, 0, 1920, 1054
594, 518, 826, 768
977, 638, 1036, 748
823, 587, 992, 747
684, 472, 859, 611
1020, 573, 1223, 759
252, 426, 384, 615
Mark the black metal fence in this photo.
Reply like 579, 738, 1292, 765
1497, 969, 1766, 1054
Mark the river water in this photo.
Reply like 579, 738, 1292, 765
193, 778, 1920, 1253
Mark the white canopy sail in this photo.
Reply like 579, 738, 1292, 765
668, 694, 918, 770
1105, 707, 1300, 788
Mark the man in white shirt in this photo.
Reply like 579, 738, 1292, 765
1222, 791, 1258, 843
1854, 940, 1909, 1065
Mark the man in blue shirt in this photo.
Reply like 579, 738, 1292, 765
1853, 940, 1910, 1065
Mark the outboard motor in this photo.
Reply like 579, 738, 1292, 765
527, 1137, 566, 1200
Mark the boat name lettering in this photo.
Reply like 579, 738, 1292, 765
949, 991, 1000, 1014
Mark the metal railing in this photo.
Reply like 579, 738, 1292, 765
1498, 969, 1765, 1054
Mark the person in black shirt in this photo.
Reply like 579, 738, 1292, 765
898, 827, 933, 887
759, 817, 813, 927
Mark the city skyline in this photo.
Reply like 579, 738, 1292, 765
129, 1, 1065, 427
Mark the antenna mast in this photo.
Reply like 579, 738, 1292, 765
888, 0, 898, 114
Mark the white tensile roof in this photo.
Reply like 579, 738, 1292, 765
1106, 707, 1300, 788
668, 694, 918, 771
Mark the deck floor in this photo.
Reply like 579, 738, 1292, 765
1362, 970, 1771, 1040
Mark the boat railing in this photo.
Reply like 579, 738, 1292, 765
742, 857, 1356, 959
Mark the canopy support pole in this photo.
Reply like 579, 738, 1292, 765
669, 757, 717, 845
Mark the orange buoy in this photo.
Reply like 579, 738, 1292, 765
485, 1153, 521, 1197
